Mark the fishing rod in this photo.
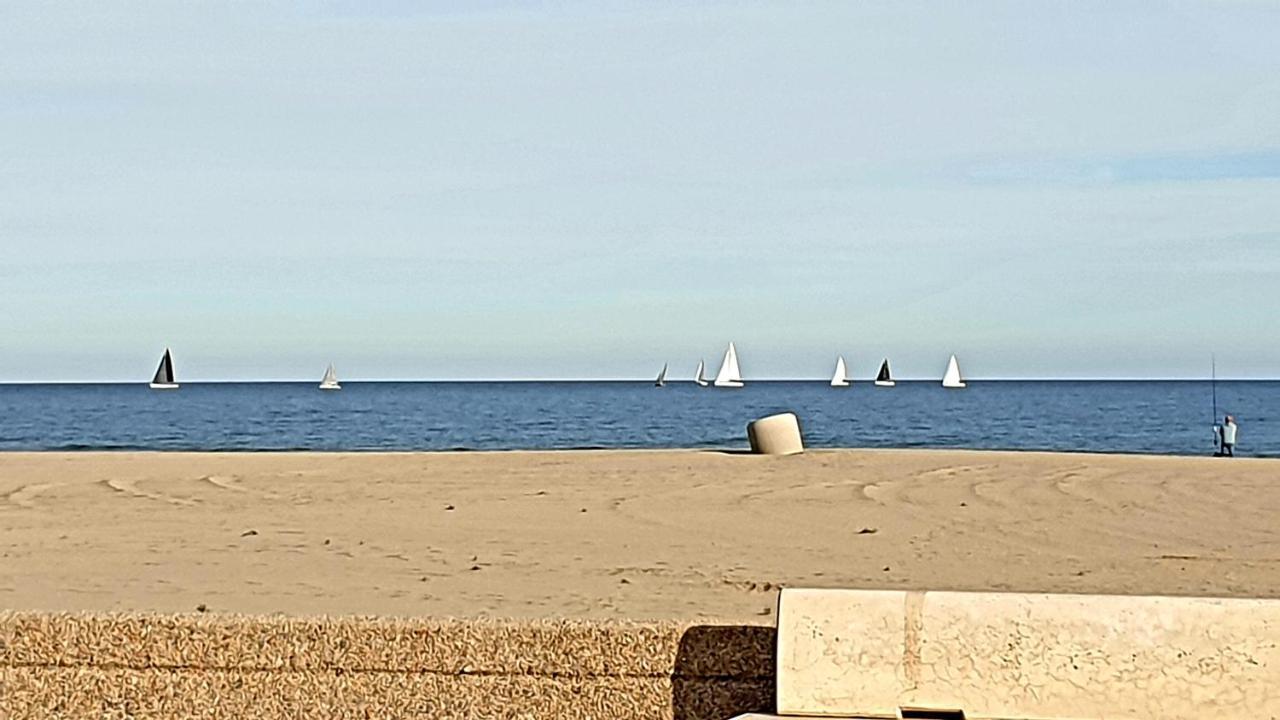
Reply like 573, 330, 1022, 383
1211, 354, 1219, 453
1212, 354, 1218, 421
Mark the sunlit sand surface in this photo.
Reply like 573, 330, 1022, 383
2, 450, 1277, 620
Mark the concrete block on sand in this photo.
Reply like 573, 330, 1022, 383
762, 588, 1280, 720
747, 413, 804, 455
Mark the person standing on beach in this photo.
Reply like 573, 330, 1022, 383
1219, 415, 1238, 457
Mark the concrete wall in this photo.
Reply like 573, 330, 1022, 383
0, 612, 774, 719
777, 589, 1280, 720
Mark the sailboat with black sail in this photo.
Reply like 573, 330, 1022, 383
874, 359, 895, 388
150, 348, 179, 390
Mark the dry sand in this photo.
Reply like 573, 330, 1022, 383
1, 450, 1278, 621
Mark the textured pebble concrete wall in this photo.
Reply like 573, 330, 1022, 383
0, 613, 774, 719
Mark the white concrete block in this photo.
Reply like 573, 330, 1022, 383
775, 588, 1280, 719
747, 413, 804, 455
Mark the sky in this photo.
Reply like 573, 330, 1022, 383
2, 1, 1279, 381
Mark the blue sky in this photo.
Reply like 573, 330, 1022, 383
2, 1, 1279, 381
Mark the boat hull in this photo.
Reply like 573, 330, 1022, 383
830, 380, 850, 387
874, 380, 895, 387
149, 383, 179, 390
942, 382, 966, 389
713, 381, 744, 388
319, 384, 341, 391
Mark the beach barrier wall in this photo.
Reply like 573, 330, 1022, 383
768, 588, 1280, 720
0, 613, 774, 719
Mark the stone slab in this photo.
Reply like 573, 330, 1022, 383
775, 588, 1280, 719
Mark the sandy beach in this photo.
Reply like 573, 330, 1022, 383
2, 449, 1278, 621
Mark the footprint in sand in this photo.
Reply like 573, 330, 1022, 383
100, 478, 198, 507
719, 577, 783, 593
2, 482, 63, 510
198, 475, 281, 500
607, 565, 672, 577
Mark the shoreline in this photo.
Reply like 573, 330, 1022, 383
3, 448, 1279, 621
2, 446, 1275, 459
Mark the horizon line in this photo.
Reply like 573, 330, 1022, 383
0, 377, 1272, 385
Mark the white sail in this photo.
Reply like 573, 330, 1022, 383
694, 360, 708, 387
319, 363, 341, 390
728, 345, 743, 382
942, 354, 965, 388
655, 363, 667, 387
830, 356, 850, 387
714, 342, 744, 388
149, 348, 179, 390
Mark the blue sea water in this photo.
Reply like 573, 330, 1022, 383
0, 381, 1274, 457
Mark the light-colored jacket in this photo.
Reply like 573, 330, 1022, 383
1223, 422, 1238, 445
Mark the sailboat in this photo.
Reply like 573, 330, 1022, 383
654, 363, 668, 387
149, 348, 179, 390
874, 359, 895, 387
713, 342, 744, 388
942, 354, 965, 389
319, 363, 341, 391
694, 360, 709, 387
830, 356, 851, 387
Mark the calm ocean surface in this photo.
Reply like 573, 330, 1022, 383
0, 381, 1275, 457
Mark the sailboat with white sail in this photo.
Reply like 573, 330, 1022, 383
319, 363, 341, 391
654, 363, 668, 387
713, 342, 744, 388
941, 354, 965, 389
874, 359, 895, 387
694, 360, 709, 387
149, 348, 179, 390
830, 356, 850, 387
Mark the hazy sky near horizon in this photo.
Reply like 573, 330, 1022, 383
3, 1, 1279, 381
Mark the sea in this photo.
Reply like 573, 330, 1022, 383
0, 381, 1274, 457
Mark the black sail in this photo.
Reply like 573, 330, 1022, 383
876, 359, 891, 382
153, 349, 175, 385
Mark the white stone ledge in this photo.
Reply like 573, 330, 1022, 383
767, 588, 1280, 720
